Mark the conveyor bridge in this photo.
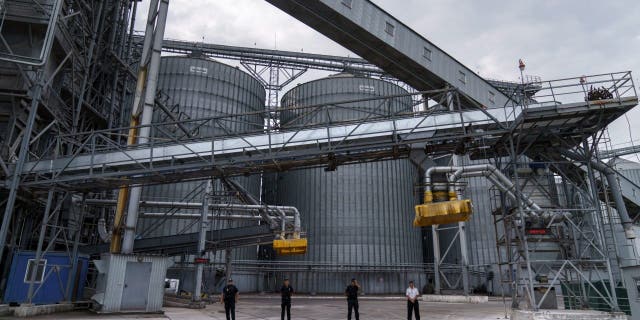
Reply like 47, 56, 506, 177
11, 72, 638, 191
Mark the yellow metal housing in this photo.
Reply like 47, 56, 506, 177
413, 199, 473, 227
273, 238, 308, 255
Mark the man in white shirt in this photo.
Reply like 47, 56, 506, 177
405, 281, 420, 320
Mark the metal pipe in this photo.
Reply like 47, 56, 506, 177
449, 164, 542, 212
225, 179, 278, 227
425, 165, 543, 214
456, 168, 535, 212
121, 0, 169, 254
85, 199, 299, 214
110, 0, 159, 252
424, 166, 459, 202
561, 150, 635, 239
97, 218, 111, 242
140, 213, 271, 221
86, 199, 300, 243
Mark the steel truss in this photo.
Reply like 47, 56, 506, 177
485, 74, 639, 312
0, 0, 139, 302
12, 72, 636, 191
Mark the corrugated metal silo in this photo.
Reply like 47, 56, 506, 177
268, 73, 425, 294
135, 55, 266, 292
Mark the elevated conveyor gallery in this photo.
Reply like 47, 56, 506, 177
264, 0, 511, 108
15, 95, 637, 190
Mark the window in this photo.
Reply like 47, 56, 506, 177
385, 22, 395, 36
423, 47, 432, 61
458, 70, 467, 84
341, 0, 352, 8
488, 91, 496, 104
24, 259, 47, 283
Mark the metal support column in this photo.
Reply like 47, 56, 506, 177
582, 141, 620, 311
65, 196, 85, 302
0, 72, 44, 263
110, 0, 159, 253
452, 154, 470, 295
225, 248, 233, 281
431, 225, 441, 294
121, 0, 169, 254
458, 221, 470, 295
193, 180, 212, 303
507, 137, 537, 310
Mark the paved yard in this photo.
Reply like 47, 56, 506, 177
16, 296, 511, 320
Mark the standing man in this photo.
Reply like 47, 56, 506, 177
280, 278, 294, 320
345, 278, 360, 320
406, 281, 420, 320
220, 278, 239, 320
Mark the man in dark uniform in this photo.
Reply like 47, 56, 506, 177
280, 278, 294, 320
220, 279, 239, 320
345, 278, 360, 320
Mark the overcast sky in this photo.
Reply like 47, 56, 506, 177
134, 0, 640, 153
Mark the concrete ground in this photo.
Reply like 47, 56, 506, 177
2, 295, 513, 320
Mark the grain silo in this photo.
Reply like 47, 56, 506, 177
266, 73, 425, 294
135, 55, 266, 292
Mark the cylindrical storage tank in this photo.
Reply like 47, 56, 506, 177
266, 73, 425, 294
136, 56, 265, 293
279, 72, 412, 126
152, 56, 264, 136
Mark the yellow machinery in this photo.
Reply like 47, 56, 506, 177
413, 198, 473, 227
273, 238, 308, 255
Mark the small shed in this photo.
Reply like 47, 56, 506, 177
4, 251, 89, 304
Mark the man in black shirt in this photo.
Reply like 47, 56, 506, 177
220, 279, 239, 320
345, 278, 360, 320
280, 278, 294, 320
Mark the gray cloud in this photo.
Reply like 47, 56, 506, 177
135, 0, 640, 151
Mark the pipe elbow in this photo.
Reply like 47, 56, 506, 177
98, 218, 111, 243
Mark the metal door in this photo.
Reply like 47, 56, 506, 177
121, 261, 152, 310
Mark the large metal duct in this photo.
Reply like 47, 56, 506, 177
133, 55, 266, 292
267, 73, 425, 294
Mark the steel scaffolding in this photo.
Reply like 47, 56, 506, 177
0, 0, 139, 302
